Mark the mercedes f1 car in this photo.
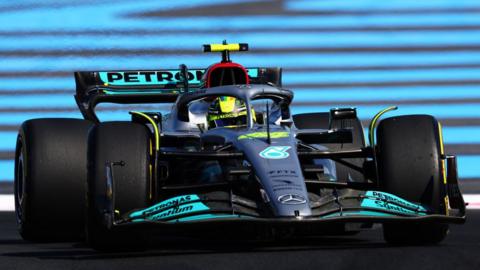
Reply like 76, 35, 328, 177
14, 42, 465, 250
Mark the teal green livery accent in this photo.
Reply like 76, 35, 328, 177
128, 190, 428, 223
364, 191, 428, 213
103, 89, 179, 95
246, 68, 258, 78
99, 70, 204, 85
361, 199, 427, 216
325, 191, 429, 218
323, 211, 394, 218
99, 68, 260, 86
143, 202, 209, 221
129, 194, 209, 221
169, 214, 253, 222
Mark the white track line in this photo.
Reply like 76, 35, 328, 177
1, 194, 480, 212
463, 194, 480, 209
0, 195, 14, 211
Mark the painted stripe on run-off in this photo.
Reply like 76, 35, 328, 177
463, 195, 480, 209
0, 195, 14, 211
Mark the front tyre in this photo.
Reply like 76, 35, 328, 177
86, 122, 151, 251
376, 115, 448, 245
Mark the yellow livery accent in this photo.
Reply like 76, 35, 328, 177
148, 138, 153, 200
438, 122, 449, 215
368, 106, 398, 146
438, 122, 447, 185
148, 164, 153, 200
203, 42, 248, 53
219, 96, 236, 112
130, 111, 160, 151
149, 139, 153, 156
208, 110, 247, 121
131, 113, 159, 201
238, 131, 289, 140
210, 43, 240, 52
444, 195, 450, 216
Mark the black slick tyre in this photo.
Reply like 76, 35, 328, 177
376, 115, 448, 245
86, 122, 151, 251
14, 118, 93, 241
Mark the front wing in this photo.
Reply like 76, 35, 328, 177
103, 189, 465, 234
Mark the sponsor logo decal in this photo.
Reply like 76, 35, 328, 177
98, 68, 259, 86
365, 191, 428, 212
208, 110, 247, 120
361, 191, 428, 216
238, 131, 289, 140
277, 194, 307, 205
129, 194, 209, 221
268, 169, 298, 178
259, 146, 291, 159
146, 202, 209, 221
99, 70, 204, 85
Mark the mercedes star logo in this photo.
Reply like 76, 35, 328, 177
277, 194, 307, 205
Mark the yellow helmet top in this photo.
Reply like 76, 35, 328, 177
207, 96, 255, 128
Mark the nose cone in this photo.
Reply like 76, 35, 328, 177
238, 137, 312, 217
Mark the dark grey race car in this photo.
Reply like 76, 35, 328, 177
14, 43, 465, 250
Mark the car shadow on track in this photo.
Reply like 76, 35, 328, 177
0, 211, 391, 261
1, 234, 390, 260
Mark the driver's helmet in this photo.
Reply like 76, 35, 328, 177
207, 96, 255, 129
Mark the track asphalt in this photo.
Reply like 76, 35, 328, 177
0, 211, 478, 270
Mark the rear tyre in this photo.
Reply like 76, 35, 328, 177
292, 112, 366, 182
376, 115, 448, 245
86, 122, 151, 251
14, 118, 92, 241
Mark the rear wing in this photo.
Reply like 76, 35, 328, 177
74, 67, 282, 122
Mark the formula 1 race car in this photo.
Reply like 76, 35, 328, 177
14, 42, 465, 250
